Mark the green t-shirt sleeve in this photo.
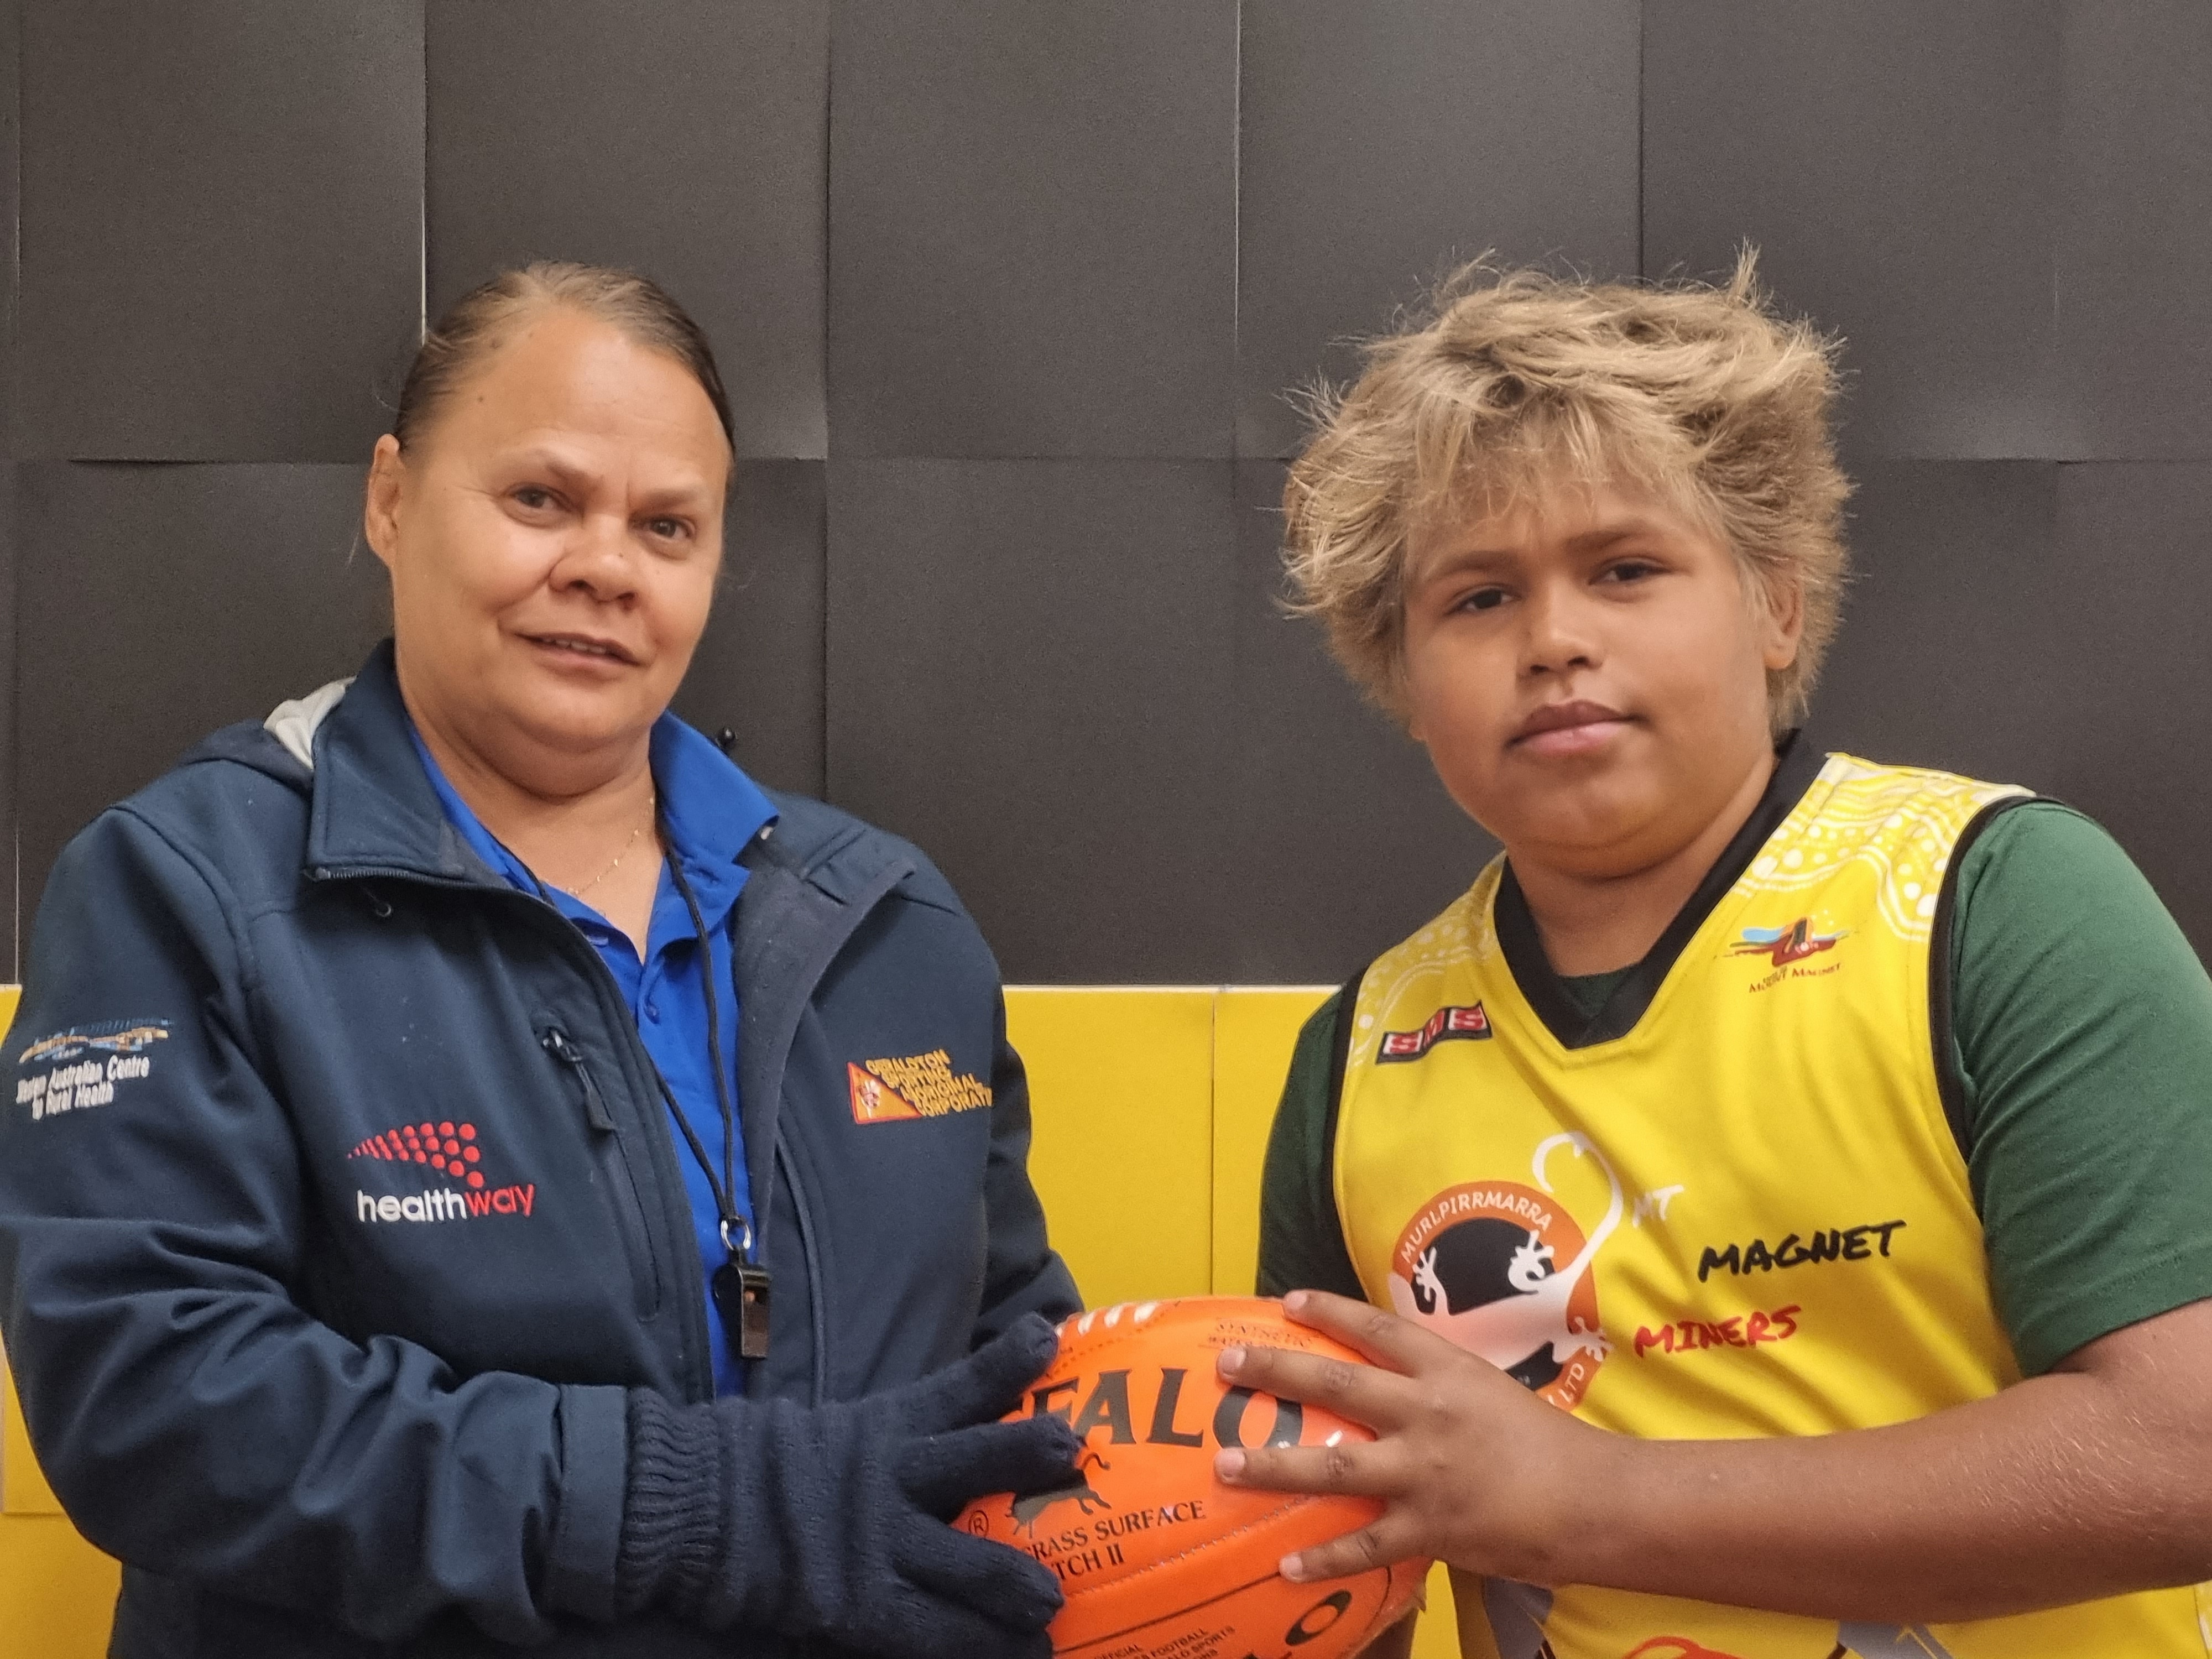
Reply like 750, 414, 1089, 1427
1255, 991, 1368, 1301
1952, 802, 2212, 1375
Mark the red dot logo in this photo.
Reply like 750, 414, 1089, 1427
347, 1120, 497, 1193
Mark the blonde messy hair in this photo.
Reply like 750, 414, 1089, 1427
1282, 253, 1849, 732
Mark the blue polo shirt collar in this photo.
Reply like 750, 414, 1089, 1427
646, 717, 779, 919
403, 715, 777, 931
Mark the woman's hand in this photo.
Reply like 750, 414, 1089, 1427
1211, 1289, 1618, 1588
619, 1313, 1081, 1657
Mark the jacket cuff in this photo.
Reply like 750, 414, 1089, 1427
613, 1387, 725, 1620
540, 1384, 629, 1624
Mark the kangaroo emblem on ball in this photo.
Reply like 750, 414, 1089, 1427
1009, 1451, 1112, 1533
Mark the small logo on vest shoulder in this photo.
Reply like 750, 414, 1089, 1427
1376, 1002, 1491, 1063
1730, 917, 1846, 969
848, 1050, 993, 1123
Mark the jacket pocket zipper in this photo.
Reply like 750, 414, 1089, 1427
541, 1025, 664, 1318
541, 1026, 617, 1131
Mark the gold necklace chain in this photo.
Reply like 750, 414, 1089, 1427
556, 792, 658, 899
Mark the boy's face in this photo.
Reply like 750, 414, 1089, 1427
1400, 479, 1802, 881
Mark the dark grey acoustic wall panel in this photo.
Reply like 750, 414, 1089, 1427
1812, 458, 2211, 954
1237, 0, 1641, 458
16, 1, 424, 462
11, 5, 2212, 982
2041, 463, 2212, 947
426, 0, 830, 460
670, 461, 827, 798
1811, 461, 2066, 788
827, 1, 1238, 459
1224, 464, 1494, 982
1, 0, 19, 460
14, 465, 390, 932
1644, 1, 2063, 461
2057, 3, 2212, 460
2, 8, 18, 970
826, 461, 1237, 980
0, 466, 15, 975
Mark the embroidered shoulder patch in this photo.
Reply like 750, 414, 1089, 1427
15, 1019, 171, 1120
848, 1050, 993, 1123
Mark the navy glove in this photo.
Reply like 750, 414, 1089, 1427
617, 1312, 1078, 1657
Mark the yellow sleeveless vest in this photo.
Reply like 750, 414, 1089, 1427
1333, 754, 2210, 1659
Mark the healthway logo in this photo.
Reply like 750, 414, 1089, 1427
348, 1119, 537, 1224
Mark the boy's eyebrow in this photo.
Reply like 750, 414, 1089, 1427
1563, 520, 1660, 551
1410, 545, 1513, 586
1415, 519, 1662, 583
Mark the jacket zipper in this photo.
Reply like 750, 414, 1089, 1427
313, 855, 905, 1405
314, 864, 719, 1400
504, 895, 714, 1396
773, 1139, 830, 1405
541, 1026, 616, 1132
541, 1024, 664, 1321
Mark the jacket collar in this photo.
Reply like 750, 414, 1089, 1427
293, 640, 911, 907
303, 641, 491, 884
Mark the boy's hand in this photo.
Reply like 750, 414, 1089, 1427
1217, 1291, 2212, 1625
1212, 1288, 1615, 1587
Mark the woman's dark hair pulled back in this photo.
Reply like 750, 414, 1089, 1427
392, 261, 735, 453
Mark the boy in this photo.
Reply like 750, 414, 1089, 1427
1219, 261, 2212, 1658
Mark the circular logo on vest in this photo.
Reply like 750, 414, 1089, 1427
1385, 1133, 1623, 1410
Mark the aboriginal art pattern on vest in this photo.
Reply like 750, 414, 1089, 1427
1332, 756, 2209, 1659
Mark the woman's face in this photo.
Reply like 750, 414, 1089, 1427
364, 305, 730, 780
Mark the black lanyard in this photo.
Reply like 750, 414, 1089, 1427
658, 849, 771, 1363
522, 830, 771, 1363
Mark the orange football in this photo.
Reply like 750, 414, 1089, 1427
956, 1296, 1430, 1659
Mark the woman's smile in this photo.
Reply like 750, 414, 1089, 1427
520, 628, 640, 669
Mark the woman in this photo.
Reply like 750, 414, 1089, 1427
0, 264, 1081, 1657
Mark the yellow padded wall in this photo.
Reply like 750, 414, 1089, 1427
2, 1333, 61, 1517
0, 1516, 121, 1657
1003, 987, 1218, 1309
0, 982, 53, 1520
2, 983, 125, 1659
1211, 987, 1332, 1296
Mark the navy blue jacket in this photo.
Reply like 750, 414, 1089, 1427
0, 645, 1080, 1656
